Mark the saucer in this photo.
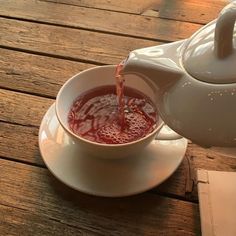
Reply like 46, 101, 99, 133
39, 103, 188, 197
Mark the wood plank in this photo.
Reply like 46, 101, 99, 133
0, 122, 44, 166
0, 204, 89, 236
0, 89, 53, 126
0, 17, 157, 65
187, 143, 236, 174
41, 0, 227, 24
0, 158, 201, 235
144, 0, 227, 24
0, 48, 93, 98
0, 0, 201, 41
40, 0, 159, 15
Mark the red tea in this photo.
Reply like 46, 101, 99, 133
68, 85, 158, 144
115, 62, 125, 127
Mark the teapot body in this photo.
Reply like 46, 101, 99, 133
149, 41, 236, 147
122, 2, 236, 147
157, 69, 236, 147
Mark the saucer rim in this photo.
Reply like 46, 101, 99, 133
38, 103, 188, 197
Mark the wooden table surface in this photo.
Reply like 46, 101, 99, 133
1, 0, 236, 235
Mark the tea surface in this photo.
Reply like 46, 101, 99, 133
68, 85, 157, 144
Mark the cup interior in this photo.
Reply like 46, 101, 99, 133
56, 65, 161, 143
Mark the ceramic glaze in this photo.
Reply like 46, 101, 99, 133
122, 2, 236, 147
183, 3, 236, 84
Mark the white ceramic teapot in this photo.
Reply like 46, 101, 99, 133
122, 2, 236, 147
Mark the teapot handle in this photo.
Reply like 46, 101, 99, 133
215, 2, 236, 58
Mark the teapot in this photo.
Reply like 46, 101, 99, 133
122, 2, 236, 147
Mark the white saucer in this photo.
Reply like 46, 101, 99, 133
39, 104, 188, 197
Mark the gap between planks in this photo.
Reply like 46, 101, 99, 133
0, 45, 106, 66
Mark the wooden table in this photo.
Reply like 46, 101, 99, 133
1, 0, 236, 235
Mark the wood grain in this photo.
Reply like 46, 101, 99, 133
0, 48, 93, 98
188, 143, 236, 172
0, 89, 53, 126
144, 0, 227, 24
0, 122, 44, 166
0, 17, 158, 65
0, 0, 201, 41
41, 0, 155, 15
41, 0, 227, 24
0, 204, 89, 236
0, 1, 233, 235
0, 158, 201, 235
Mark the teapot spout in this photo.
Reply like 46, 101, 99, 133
121, 43, 184, 90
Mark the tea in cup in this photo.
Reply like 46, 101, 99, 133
56, 65, 180, 159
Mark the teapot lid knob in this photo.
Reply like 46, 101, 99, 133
182, 2, 236, 84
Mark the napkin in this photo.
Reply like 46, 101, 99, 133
197, 169, 236, 236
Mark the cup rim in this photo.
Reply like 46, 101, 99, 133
55, 65, 163, 147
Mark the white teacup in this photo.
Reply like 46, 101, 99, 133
56, 65, 181, 159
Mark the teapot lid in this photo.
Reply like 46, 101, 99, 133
183, 3, 236, 84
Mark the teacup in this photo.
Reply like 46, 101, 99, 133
55, 65, 181, 159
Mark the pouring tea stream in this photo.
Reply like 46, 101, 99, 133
121, 2, 236, 147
